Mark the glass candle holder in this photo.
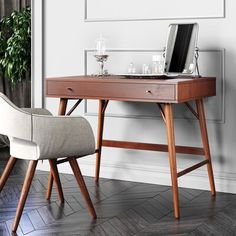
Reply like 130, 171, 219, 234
94, 54, 109, 75
94, 34, 109, 75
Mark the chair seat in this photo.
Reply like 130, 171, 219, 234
10, 137, 95, 160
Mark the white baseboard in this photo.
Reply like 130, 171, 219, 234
37, 160, 236, 194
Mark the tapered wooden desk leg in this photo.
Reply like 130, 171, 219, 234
46, 98, 68, 200
164, 104, 180, 219
196, 99, 216, 196
95, 100, 106, 183
58, 98, 68, 115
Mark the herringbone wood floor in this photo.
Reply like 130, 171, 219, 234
1, 148, 236, 235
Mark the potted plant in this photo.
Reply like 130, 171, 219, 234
0, 6, 31, 105
0, 7, 31, 147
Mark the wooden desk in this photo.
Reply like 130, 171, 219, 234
46, 75, 216, 219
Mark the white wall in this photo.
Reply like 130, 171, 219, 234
32, 0, 43, 108
40, 0, 236, 194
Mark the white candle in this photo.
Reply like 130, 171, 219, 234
96, 34, 106, 55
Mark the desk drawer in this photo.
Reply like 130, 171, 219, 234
47, 81, 176, 102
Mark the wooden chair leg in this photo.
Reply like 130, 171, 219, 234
0, 156, 17, 192
69, 158, 97, 219
48, 160, 64, 203
196, 99, 216, 196
12, 160, 38, 233
164, 104, 180, 219
45, 172, 53, 200
46, 98, 68, 200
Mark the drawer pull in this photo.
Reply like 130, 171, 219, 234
67, 87, 73, 92
146, 90, 152, 94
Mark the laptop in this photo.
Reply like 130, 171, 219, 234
120, 23, 199, 79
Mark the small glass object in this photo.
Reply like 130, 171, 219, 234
127, 62, 136, 74
142, 64, 150, 74
94, 34, 109, 75
96, 34, 106, 55
94, 54, 109, 75
152, 55, 164, 74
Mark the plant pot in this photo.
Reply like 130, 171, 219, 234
0, 76, 31, 108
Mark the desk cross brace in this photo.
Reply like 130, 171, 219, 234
101, 139, 208, 178
158, 102, 200, 123
157, 103, 166, 123
185, 102, 199, 120
66, 99, 83, 116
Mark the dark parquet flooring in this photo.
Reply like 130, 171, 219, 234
1, 148, 236, 235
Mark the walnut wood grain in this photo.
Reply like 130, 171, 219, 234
48, 160, 64, 203
45, 75, 217, 220
164, 103, 180, 219
58, 98, 68, 115
46, 76, 216, 103
177, 160, 209, 178
95, 100, 107, 182
66, 99, 83, 116
46, 173, 53, 201
12, 160, 38, 232
46, 98, 68, 201
102, 140, 205, 155
69, 158, 97, 219
196, 99, 216, 196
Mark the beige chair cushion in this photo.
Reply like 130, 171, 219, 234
0, 93, 95, 160
0, 108, 53, 147
31, 115, 95, 159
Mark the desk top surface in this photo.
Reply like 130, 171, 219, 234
46, 75, 216, 103
47, 75, 213, 84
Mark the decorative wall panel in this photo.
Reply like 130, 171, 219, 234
84, 49, 225, 123
85, 0, 225, 22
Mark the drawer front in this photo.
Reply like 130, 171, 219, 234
47, 81, 176, 101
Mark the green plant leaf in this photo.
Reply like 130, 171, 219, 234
0, 6, 31, 87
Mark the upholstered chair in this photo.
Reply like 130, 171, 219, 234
0, 93, 97, 232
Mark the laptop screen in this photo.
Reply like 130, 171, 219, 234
165, 23, 198, 74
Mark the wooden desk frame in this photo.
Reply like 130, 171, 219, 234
46, 76, 216, 219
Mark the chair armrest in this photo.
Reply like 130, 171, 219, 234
0, 93, 32, 141
32, 115, 95, 159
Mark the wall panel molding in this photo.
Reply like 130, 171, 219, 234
84, 0, 225, 22
83, 48, 225, 124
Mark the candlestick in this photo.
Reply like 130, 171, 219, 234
94, 34, 109, 75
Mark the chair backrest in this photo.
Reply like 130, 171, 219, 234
0, 93, 32, 141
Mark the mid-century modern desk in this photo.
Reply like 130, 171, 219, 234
45, 75, 216, 219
